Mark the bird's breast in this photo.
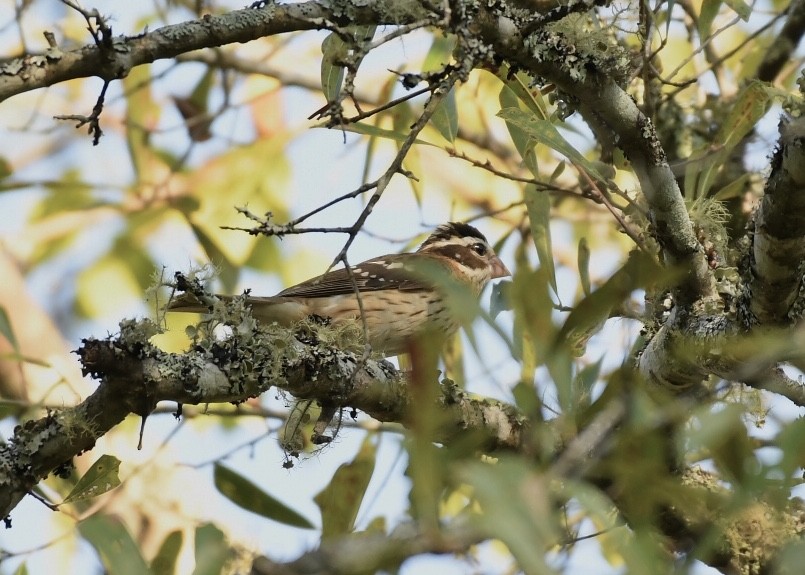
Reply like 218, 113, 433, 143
309, 291, 458, 355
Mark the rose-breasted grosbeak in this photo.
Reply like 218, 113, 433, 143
169, 222, 510, 355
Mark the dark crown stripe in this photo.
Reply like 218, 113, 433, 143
419, 222, 487, 250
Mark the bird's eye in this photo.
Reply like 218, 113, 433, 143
471, 242, 488, 256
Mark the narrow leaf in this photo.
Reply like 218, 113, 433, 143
497, 107, 609, 183
422, 35, 456, 72
0, 306, 19, 354
213, 463, 314, 528
192, 524, 229, 575
321, 32, 348, 103
459, 458, 557, 574
496, 63, 548, 119
430, 87, 458, 143
79, 514, 149, 575
63, 454, 121, 504
524, 184, 557, 294
694, 81, 772, 197
498, 86, 538, 175
698, 0, 722, 40
323, 121, 436, 146
151, 531, 183, 575
712, 173, 750, 200
578, 237, 591, 297
557, 252, 664, 356
315, 435, 377, 540
723, 0, 751, 20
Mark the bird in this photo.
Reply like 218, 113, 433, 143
169, 222, 510, 356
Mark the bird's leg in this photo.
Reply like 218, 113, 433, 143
311, 403, 338, 444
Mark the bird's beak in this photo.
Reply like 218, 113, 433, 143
490, 255, 511, 279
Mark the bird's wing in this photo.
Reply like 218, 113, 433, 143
276, 254, 434, 298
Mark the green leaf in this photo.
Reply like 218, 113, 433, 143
192, 524, 229, 575
557, 252, 662, 358
174, 68, 216, 142
0, 306, 19, 354
321, 32, 348, 103
0, 156, 11, 180
775, 541, 805, 575
497, 107, 610, 183
498, 86, 538, 175
577, 237, 591, 296
63, 455, 121, 504
430, 87, 458, 143
189, 67, 215, 110
79, 514, 150, 575
698, 0, 722, 40
423, 35, 456, 72
320, 26, 376, 104
393, 101, 425, 205
712, 173, 751, 200
315, 435, 377, 540
327, 121, 436, 146
458, 458, 557, 574
776, 417, 805, 478
718, 81, 773, 149
688, 81, 772, 198
524, 184, 557, 294
422, 36, 458, 142
572, 356, 604, 411
723, 0, 751, 20
496, 63, 549, 120
151, 531, 183, 575
683, 404, 756, 482
213, 463, 314, 528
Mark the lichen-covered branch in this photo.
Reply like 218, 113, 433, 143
0, 2, 429, 103
1, 307, 803, 572
474, 9, 716, 304
0, 314, 525, 519
749, 117, 805, 324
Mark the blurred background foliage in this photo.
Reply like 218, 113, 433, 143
0, 1, 803, 574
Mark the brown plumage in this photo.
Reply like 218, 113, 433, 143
169, 222, 510, 355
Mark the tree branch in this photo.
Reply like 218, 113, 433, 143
251, 520, 485, 575
478, 10, 716, 305
0, 2, 428, 103
749, 117, 805, 324
0, 312, 526, 519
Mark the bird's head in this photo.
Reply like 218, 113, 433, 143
417, 222, 511, 292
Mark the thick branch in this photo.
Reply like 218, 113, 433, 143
476, 10, 715, 304
0, 2, 428, 103
749, 117, 805, 324
251, 521, 484, 575
0, 316, 525, 519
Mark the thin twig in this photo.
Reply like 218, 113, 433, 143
53, 79, 110, 145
